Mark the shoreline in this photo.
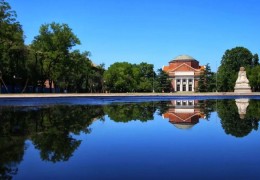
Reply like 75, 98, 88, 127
0, 92, 260, 98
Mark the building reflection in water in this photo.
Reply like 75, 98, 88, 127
163, 100, 206, 130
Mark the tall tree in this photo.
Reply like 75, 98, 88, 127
104, 62, 156, 92
31, 22, 80, 92
0, 0, 27, 92
252, 54, 259, 67
104, 62, 135, 92
59, 50, 92, 92
248, 65, 260, 92
217, 47, 254, 92
154, 68, 171, 92
197, 64, 216, 92
133, 62, 154, 92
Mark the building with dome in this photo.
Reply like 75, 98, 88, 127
163, 55, 204, 92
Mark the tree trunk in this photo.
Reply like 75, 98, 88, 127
21, 78, 29, 93
0, 78, 9, 93
49, 80, 53, 93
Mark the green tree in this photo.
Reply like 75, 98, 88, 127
252, 54, 259, 67
0, 0, 27, 92
31, 22, 80, 92
154, 68, 171, 92
104, 62, 156, 92
104, 62, 134, 92
197, 64, 216, 92
248, 65, 260, 91
133, 62, 155, 92
217, 47, 255, 92
87, 63, 105, 93
59, 50, 92, 92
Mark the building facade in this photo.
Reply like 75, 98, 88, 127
163, 55, 204, 92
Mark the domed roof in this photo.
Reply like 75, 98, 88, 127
169, 122, 196, 130
173, 123, 195, 130
173, 55, 195, 61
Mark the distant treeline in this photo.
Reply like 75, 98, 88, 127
1, 0, 259, 93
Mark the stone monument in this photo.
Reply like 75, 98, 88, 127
234, 67, 252, 93
235, 99, 249, 119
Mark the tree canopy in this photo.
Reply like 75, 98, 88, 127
0, 0, 27, 92
197, 64, 216, 92
104, 62, 156, 92
0, 1, 106, 93
217, 47, 258, 92
30, 22, 81, 92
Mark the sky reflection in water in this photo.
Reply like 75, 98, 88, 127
1, 98, 260, 179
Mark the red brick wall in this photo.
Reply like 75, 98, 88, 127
191, 61, 199, 68
169, 60, 199, 70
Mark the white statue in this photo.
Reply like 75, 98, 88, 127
234, 67, 252, 93
236, 67, 249, 84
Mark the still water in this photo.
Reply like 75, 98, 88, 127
1, 97, 260, 179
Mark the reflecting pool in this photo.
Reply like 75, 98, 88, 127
1, 98, 260, 179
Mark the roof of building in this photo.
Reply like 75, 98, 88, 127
172, 123, 195, 130
169, 55, 197, 63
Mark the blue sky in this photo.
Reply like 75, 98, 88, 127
8, 0, 260, 72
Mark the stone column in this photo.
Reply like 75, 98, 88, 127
175, 78, 177, 92
192, 78, 194, 92
180, 78, 183, 92
186, 78, 189, 91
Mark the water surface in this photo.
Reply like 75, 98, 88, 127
1, 98, 260, 179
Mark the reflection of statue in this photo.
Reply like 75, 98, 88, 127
234, 67, 252, 93
235, 99, 249, 119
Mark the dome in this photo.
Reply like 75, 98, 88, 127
173, 55, 196, 61
173, 124, 194, 130
170, 122, 196, 130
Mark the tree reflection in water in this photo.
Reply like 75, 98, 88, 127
217, 99, 259, 137
104, 102, 157, 122
0, 136, 25, 179
31, 105, 104, 162
0, 99, 260, 178
0, 105, 105, 178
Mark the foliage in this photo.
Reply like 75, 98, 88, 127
155, 101, 171, 115
0, 105, 105, 167
198, 100, 216, 120
104, 62, 155, 92
247, 65, 260, 92
31, 105, 104, 162
0, 0, 27, 92
217, 47, 257, 92
30, 22, 81, 92
197, 64, 216, 92
217, 100, 259, 137
133, 62, 155, 92
104, 102, 155, 122
59, 50, 90, 92
252, 54, 259, 66
155, 68, 171, 92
